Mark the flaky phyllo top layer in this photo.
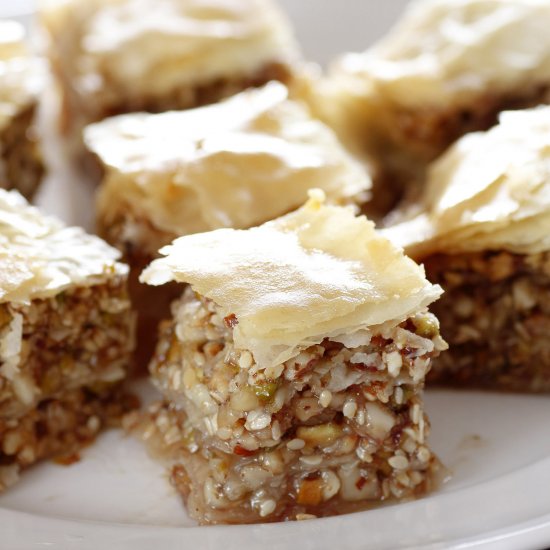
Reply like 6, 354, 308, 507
0, 190, 127, 305
383, 107, 550, 258
40, 0, 299, 99
86, 82, 371, 236
0, 21, 42, 131
328, 0, 550, 109
142, 191, 442, 369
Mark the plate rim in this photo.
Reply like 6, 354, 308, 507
2, 453, 550, 550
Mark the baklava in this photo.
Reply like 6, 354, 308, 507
39, 0, 300, 137
0, 190, 135, 489
86, 82, 371, 365
384, 106, 550, 391
126, 190, 447, 524
0, 20, 44, 199
316, 0, 550, 212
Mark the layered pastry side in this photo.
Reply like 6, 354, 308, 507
383, 106, 550, 392
39, 0, 301, 138
0, 20, 45, 199
84, 82, 372, 366
125, 191, 447, 524
313, 0, 550, 214
0, 190, 135, 490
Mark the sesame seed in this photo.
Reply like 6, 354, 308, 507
86, 415, 100, 432
12, 375, 35, 406
343, 400, 357, 419
193, 352, 206, 367
394, 387, 404, 405
155, 412, 170, 430
319, 390, 332, 408
356, 446, 372, 463
18, 445, 35, 464
271, 420, 282, 440
164, 426, 181, 445
216, 427, 232, 440
183, 368, 197, 389
396, 472, 411, 487
259, 499, 277, 517
296, 513, 317, 521
2, 431, 21, 455
286, 438, 305, 450
417, 446, 431, 463
386, 351, 403, 377
299, 455, 322, 466
321, 470, 341, 500
418, 415, 425, 444
402, 436, 417, 454
410, 471, 423, 485
238, 351, 253, 370
171, 369, 183, 390
411, 403, 421, 425
245, 409, 271, 431
388, 455, 409, 470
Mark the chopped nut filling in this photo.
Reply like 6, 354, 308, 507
372, 84, 550, 216
0, 103, 44, 199
127, 289, 446, 524
425, 250, 550, 391
0, 274, 135, 490
0, 277, 134, 416
0, 385, 137, 491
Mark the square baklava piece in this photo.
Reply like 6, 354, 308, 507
126, 190, 447, 524
0, 21, 44, 199
40, 0, 300, 137
85, 82, 371, 365
313, 0, 550, 213
0, 190, 135, 489
384, 106, 550, 391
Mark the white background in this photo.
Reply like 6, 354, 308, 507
2, 0, 408, 64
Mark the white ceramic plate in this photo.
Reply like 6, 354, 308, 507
2, 2, 550, 549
